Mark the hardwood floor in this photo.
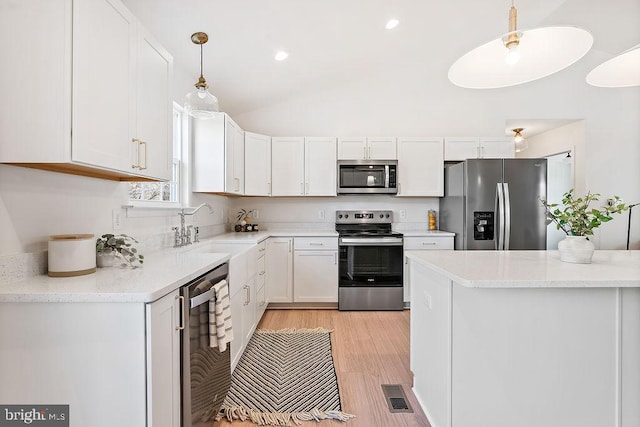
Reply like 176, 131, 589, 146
215, 309, 431, 427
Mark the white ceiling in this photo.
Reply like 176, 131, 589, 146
123, 0, 640, 117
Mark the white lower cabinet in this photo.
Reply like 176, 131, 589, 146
266, 237, 294, 302
293, 238, 339, 303
146, 289, 181, 427
404, 236, 454, 303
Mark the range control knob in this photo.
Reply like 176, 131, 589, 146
345, 214, 349, 219
386, 214, 390, 218
379, 214, 384, 219
338, 214, 343, 219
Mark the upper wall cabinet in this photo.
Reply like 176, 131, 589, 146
397, 137, 444, 197
193, 113, 245, 195
244, 132, 271, 196
444, 137, 514, 161
0, 0, 173, 181
338, 137, 397, 160
271, 137, 337, 196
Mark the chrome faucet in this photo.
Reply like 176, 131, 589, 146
174, 203, 213, 247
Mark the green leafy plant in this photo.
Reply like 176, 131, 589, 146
540, 189, 628, 236
236, 209, 255, 224
96, 234, 144, 268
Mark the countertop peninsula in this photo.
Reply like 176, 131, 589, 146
406, 249, 640, 288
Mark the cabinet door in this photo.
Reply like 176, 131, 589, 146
146, 289, 180, 427
444, 137, 480, 161
480, 137, 515, 159
337, 137, 367, 160
266, 238, 293, 303
73, 0, 136, 172
271, 138, 305, 196
397, 137, 444, 197
245, 132, 271, 196
293, 251, 339, 303
136, 27, 173, 180
305, 137, 337, 196
367, 137, 397, 160
0, 0, 70, 162
225, 116, 244, 194
403, 236, 454, 302
229, 286, 245, 371
192, 114, 226, 192
242, 279, 257, 343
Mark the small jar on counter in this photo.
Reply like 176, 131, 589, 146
428, 210, 437, 230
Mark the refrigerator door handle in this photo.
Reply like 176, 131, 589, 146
503, 182, 511, 250
496, 183, 505, 250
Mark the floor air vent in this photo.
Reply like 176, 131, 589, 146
381, 384, 413, 413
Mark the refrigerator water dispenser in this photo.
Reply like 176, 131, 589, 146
473, 211, 494, 240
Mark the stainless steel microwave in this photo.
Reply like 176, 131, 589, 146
337, 160, 398, 194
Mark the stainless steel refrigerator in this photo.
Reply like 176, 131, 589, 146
440, 158, 547, 250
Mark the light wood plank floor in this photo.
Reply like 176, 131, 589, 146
215, 309, 431, 427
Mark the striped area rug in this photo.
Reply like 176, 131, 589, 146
217, 328, 355, 426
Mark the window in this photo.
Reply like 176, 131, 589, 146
128, 103, 186, 206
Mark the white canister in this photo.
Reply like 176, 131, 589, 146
48, 234, 97, 277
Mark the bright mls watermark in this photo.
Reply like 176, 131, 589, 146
0, 406, 68, 426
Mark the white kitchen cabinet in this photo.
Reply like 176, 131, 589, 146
228, 282, 245, 371
479, 137, 515, 158
146, 289, 181, 427
293, 237, 339, 303
445, 137, 515, 161
192, 113, 245, 195
245, 132, 272, 196
271, 137, 336, 196
403, 236, 454, 303
256, 241, 268, 320
397, 137, 444, 197
338, 137, 397, 160
266, 237, 294, 303
305, 137, 337, 196
0, 0, 173, 181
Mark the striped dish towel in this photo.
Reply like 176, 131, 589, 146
209, 279, 234, 352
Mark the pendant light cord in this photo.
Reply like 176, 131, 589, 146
200, 43, 204, 79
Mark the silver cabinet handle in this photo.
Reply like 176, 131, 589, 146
259, 270, 265, 275
422, 242, 437, 246
267, 182, 271, 196
363, 146, 367, 159
334, 252, 338, 265
288, 239, 292, 252
176, 295, 185, 330
368, 146, 372, 159
235, 177, 240, 192
131, 138, 140, 169
309, 242, 324, 246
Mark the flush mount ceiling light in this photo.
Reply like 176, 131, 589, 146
275, 51, 289, 61
586, 43, 640, 87
385, 19, 399, 30
448, 1, 593, 89
512, 128, 528, 152
184, 32, 219, 119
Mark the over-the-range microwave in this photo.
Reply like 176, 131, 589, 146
337, 160, 398, 194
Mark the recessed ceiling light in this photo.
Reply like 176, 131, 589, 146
275, 51, 288, 61
385, 19, 399, 30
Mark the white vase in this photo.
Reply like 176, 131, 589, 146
558, 236, 595, 264
96, 252, 117, 268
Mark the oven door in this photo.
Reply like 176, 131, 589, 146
338, 237, 403, 286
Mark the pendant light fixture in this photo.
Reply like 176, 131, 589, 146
586, 43, 640, 88
512, 128, 528, 152
448, 1, 593, 89
184, 32, 219, 119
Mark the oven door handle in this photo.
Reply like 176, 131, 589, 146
339, 237, 403, 246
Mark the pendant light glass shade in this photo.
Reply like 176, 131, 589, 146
184, 32, 219, 119
586, 43, 640, 88
448, 2, 593, 89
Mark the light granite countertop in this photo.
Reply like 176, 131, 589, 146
0, 230, 339, 303
406, 250, 640, 288
398, 230, 455, 237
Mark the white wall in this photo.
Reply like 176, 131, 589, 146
229, 195, 439, 231
233, 54, 640, 249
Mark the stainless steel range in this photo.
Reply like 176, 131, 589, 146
336, 210, 404, 311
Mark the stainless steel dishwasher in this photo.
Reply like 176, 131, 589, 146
180, 262, 231, 427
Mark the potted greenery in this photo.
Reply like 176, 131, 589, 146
540, 189, 627, 263
235, 209, 256, 232
96, 234, 144, 268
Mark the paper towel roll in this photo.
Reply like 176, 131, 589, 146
48, 234, 96, 277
